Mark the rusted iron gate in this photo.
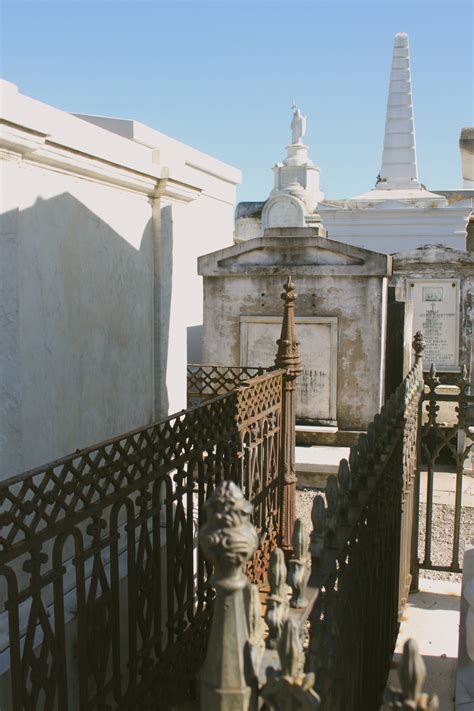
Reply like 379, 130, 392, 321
196, 338, 426, 711
416, 364, 473, 576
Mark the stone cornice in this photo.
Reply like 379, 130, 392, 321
0, 121, 200, 203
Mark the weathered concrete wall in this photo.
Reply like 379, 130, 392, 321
200, 229, 390, 431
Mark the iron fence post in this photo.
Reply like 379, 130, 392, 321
274, 276, 302, 551
410, 330, 425, 592
199, 481, 263, 711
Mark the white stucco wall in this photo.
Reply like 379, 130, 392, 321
1, 158, 154, 475
0, 80, 240, 479
319, 202, 471, 253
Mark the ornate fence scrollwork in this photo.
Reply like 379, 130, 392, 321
187, 365, 265, 407
418, 361, 473, 574
0, 278, 301, 710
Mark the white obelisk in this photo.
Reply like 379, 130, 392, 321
377, 32, 421, 190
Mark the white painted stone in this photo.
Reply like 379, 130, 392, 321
460, 128, 474, 189
260, 106, 324, 231
409, 279, 460, 369
318, 33, 471, 253
240, 315, 337, 424
377, 32, 420, 191
0, 80, 240, 478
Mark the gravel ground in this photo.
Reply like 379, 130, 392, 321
296, 486, 322, 534
296, 488, 474, 583
417, 502, 473, 582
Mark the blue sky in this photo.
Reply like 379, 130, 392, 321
1, 0, 472, 202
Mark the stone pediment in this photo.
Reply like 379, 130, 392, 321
198, 229, 391, 277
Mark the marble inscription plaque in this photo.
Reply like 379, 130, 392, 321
410, 280, 459, 369
240, 316, 337, 424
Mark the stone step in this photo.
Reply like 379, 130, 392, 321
295, 445, 350, 487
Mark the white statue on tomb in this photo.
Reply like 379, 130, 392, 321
291, 104, 306, 145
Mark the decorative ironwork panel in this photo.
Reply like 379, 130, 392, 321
235, 370, 284, 586
419, 365, 473, 573
186, 364, 265, 407
0, 369, 283, 710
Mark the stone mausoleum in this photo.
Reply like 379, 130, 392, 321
199, 228, 391, 432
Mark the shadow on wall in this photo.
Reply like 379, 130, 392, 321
187, 324, 203, 363
0, 192, 172, 478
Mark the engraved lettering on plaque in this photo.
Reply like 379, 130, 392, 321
410, 280, 459, 370
239, 316, 338, 425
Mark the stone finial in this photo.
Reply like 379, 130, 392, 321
265, 547, 290, 649
287, 519, 311, 608
383, 639, 439, 709
377, 32, 421, 191
275, 276, 303, 378
261, 618, 321, 710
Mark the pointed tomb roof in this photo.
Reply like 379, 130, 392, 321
349, 32, 445, 206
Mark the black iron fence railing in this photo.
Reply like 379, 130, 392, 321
418, 364, 473, 574
305, 359, 423, 711
187, 364, 266, 407
196, 339, 427, 711
0, 277, 302, 711
0, 371, 285, 710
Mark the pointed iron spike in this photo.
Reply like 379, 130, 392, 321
337, 459, 351, 491
248, 582, 261, 635
325, 475, 339, 513
291, 518, 308, 559
399, 638, 426, 702
311, 494, 327, 534
429, 362, 436, 378
278, 617, 303, 679
349, 444, 358, 472
268, 547, 287, 595
358, 433, 368, 458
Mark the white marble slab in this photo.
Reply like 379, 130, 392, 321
409, 279, 460, 369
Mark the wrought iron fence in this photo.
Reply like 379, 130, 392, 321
196, 362, 436, 711
418, 364, 473, 574
304, 352, 423, 711
0, 371, 286, 710
0, 276, 302, 711
187, 365, 265, 407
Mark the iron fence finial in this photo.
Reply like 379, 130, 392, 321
275, 276, 302, 376
412, 331, 426, 365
